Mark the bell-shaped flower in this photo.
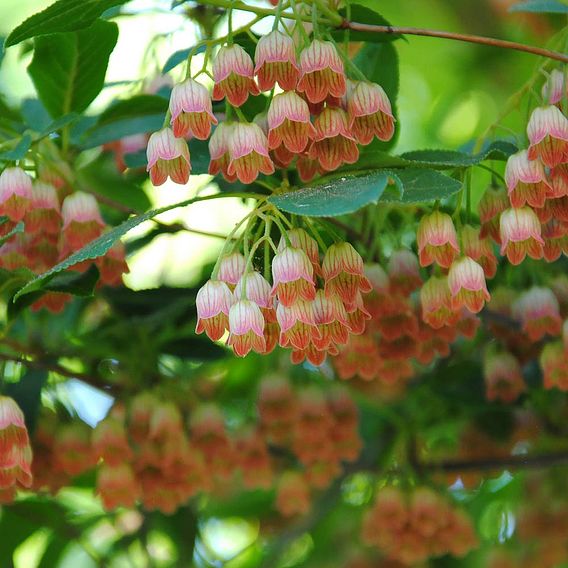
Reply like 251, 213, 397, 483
277, 228, 321, 277
308, 107, 358, 171
540, 341, 568, 390
527, 105, 568, 168
277, 300, 321, 351
267, 91, 316, 154
227, 123, 275, 184
504, 150, 551, 208
271, 246, 316, 306
218, 252, 246, 289
228, 299, 266, 356
208, 123, 236, 182
0, 396, 29, 455
297, 40, 346, 104
447, 256, 490, 313
499, 207, 544, 265
97, 463, 141, 511
0, 167, 32, 222
311, 289, 351, 351
195, 279, 234, 340
254, 30, 299, 91
387, 250, 422, 296
322, 242, 372, 304
146, 127, 191, 186
542, 69, 567, 106
169, 78, 218, 139
416, 211, 460, 268
460, 225, 497, 278
483, 352, 525, 403
478, 185, 509, 243
512, 286, 562, 341
420, 275, 460, 329
212, 44, 260, 106
25, 182, 61, 234
347, 81, 395, 145
61, 192, 105, 252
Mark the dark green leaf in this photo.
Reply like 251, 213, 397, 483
21, 98, 51, 132
4, 369, 48, 432
162, 336, 227, 361
163, 44, 206, 73
270, 171, 392, 217
123, 150, 146, 168
76, 153, 151, 212
331, 3, 402, 43
28, 20, 119, 118
382, 168, 462, 203
6, 0, 129, 47
98, 94, 168, 125
0, 135, 32, 161
509, 0, 568, 13
39, 112, 79, 137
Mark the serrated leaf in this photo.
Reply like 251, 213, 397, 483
28, 20, 119, 118
331, 3, 402, 43
13, 193, 248, 300
0, 135, 32, 161
270, 171, 392, 217
382, 168, 462, 203
6, 0, 129, 47
163, 44, 206, 73
509, 0, 568, 13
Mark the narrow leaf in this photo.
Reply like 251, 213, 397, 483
6, 0, 129, 47
163, 44, 206, 73
0, 135, 32, 161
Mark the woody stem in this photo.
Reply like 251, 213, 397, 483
341, 21, 568, 64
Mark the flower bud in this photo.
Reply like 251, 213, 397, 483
227, 123, 275, 184
169, 78, 217, 139
146, 127, 191, 186
527, 105, 568, 168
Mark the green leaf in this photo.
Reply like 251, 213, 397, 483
13, 193, 249, 301
269, 171, 392, 217
6, 0, 129, 47
39, 112, 79, 137
331, 3, 402, 43
4, 369, 48, 432
509, 0, 568, 13
28, 20, 119, 118
0, 134, 32, 161
382, 168, 462, 203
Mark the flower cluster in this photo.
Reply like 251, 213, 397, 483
0, 396, 32, 503
23, 378, 361, 515
147, 31, 394, 187
196, 228, 373, 365
0, 166, 128, 312
361, 485, 478, 565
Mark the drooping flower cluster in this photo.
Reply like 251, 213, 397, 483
196, 228, 373, 365
361, 486, 478, 565
0, 396, 33, 503
0, 166, 129, 312
147, 28, 394, 187
23, 378, 362, 515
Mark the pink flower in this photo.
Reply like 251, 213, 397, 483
277, 300, 321, 350
271, 246, 316, 307
146, 128, 191, 186
212, 44, 260, 106
308, 107, 359, 172
195, 279, 234, 340
542, 69, 567, 106
387, 250, 422, 296
97, 463, 141, 510
267, 91, 316, 154
504, 150, 551, 208
420, 275, 459, 329
277, 228, 321, 276
169, 78, 218, 139
234, 271, 272, 308
0, 167, 32, 222
478, 185, 509, 243
296, 40, 346, 104
310, 289, 351, 352
61, 192, 105, 252
513, 286, 562, 342
25, 182, 61, 234
97, 241, 129, 287
297, 153, 323, 182
227, 123, 275, 184
218, 252, 246, 289
484, 352, 525, 403
0, 396, 29, 454
321, 242, 372, 305
228, 300, 266, 356
460, 225, 497, 279
254, 30, 299, 91
499, 207, 544, 265
550, 163, 568, 199
527, 105, 568, 168
416, 211, 459, 268
347, 81, 395, 145
447, 256, 490, 314
540, 341, 568, 390
208, 123, 236, 182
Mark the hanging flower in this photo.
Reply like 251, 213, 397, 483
146, 128, 191, 186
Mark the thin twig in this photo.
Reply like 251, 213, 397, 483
342, 22, 568, 63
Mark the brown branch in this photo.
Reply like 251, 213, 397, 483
342, 21, 568, 64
